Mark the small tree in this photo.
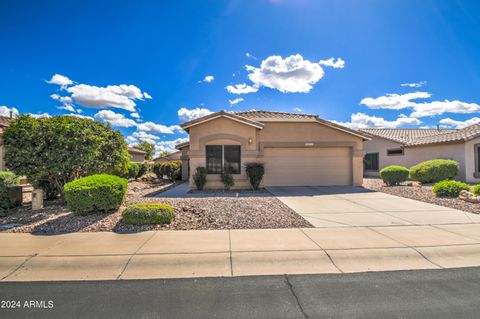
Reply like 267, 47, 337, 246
245, 162, 265, 190
3, 115, 130, 200
133, 141, 155, 160
192, 167, 207, 190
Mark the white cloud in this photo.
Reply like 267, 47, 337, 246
130, 112, 140, 119
125, 136, 137, 143
293, 107, 302, 112
132, 131, 160, 140
94, 110, 137, 127
0, 106, 19, 117
46, 74, 73, 89
57, 104, 76, 112
229, 98, 244, 105
104, 84, 151, 100
66, 114, 94, 120
202, 75, 214, 83
225, 83, 259, 94
410, 100, 480, 117
178, 107, 213, 121
28, 113, 50, 119
401, 81, 427, 88
67, 84, 141, 112
136, 121, 183, 134
246, 52, 257, 60
360, 92, 431, 110
439, 117, 480, 128
239, 54, 343, 94
332, 113, 421, 129
319, 57, 345, 69
154, 137, 189, 155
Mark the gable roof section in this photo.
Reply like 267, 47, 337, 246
361, 128, 457, 144
181, 111, 264, 132
181, 110, 370, 140
408, 124, 480, 146
128, 147, 147, 155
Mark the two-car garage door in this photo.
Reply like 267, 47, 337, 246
263, 147, 352, 186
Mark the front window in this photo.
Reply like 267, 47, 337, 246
387, 148, 404, 156
206, 145, 241, 174
364, 153, 379, 171
476, 144, 480, 173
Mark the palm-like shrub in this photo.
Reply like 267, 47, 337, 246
379, 165, 409, 186
221, 166, 234, 190
410, 159, 459, 184
64, 174, 127, 215
432, 180, 470, 197
245, 162, 265, 190
192, 167, 207, 190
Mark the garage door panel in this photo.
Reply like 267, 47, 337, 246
263, 147, 352, 186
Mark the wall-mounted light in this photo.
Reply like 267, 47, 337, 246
248, 138, 253, 144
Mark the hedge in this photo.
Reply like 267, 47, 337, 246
379, 165, 409, 186
122, 203, 175, 225
64, 174, 127, 215
432, 180, 470, 197
0, 182, 9, 217
410, 159, 459, 184
125, 162, 140, 180
153, 160, 181, 181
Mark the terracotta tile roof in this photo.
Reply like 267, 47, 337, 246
128, 147, 147, 154
233, 110, 318, 121
360, 128, 457, 144
0, 116, 12, 128
408, 124, 480, 146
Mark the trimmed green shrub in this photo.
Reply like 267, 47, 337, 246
153, 160, 182, 181
125, 162, 140, 180
0, 182, 10, 216
136, 163, 149, 179
0, 172, 20, 186
245, 162, 265, 190
379, 165, 409, 186
472, 184, 480, 195
192, 167, 207, 190
432, 180, 470, 197
410, 159, 459, 184
64, 174, 127, 215
221, 166, 234, 190
122, 203, 175, 225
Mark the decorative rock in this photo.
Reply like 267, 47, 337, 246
459, 190, 480, 203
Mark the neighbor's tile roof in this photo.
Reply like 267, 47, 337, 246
360, 128, 457, 144
0, 116, 12, 128
233, 110, 318, 121
361, 125, 480, 146
128, 147, 147, 154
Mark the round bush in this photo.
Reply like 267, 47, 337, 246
472, 184, 480, 195
432, 180, 470, 197
125, 162, 140, 180
410, 159, 459, 184
379, 165, 409, 186
136, 163, 149, 179
122, 203, 175, 225
64, 174, 127, 215
0, 172, 20, 186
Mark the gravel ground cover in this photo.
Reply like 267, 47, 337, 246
363, 178, 480, 214
0, 180, 311, 233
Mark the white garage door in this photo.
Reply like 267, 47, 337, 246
263, 147, 352, 186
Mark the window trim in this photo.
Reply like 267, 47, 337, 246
364, 152, 379, 172
205, 144, 241, 175
474, 143, 480, 178
387, 148, 404, 156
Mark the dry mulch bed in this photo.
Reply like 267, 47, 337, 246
1, 179, 310, 233
363, 178, 480, 214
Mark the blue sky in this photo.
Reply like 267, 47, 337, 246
1, 0, 480, 154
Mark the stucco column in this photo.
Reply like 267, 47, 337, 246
352, 148, 364, 186
180, 147, 190, 181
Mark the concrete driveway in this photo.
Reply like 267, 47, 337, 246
268, 186, 480, 227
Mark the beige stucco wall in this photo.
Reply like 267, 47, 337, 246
187, 117, 364, 189
364, 136, 467, 181
130, 153, 146, 163
464, 137, 480, 184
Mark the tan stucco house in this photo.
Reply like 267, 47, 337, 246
128, 147, 147, 163
177, 110, 370, 189
361, 125, 480, 183
153, 150, 181, 163
0, 115, 13, 171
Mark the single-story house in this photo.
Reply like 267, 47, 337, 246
153, 150, 181, 163
0, 115, 13, 171
178, 110, 370, 189
128, 147, 147, 163
361, 125, 480, 183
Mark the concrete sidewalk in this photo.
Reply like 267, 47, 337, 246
2, 224, 480, 281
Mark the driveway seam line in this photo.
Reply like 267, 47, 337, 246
299, 228, 343, 273
116, 231, 157, 280
429, 224, 480, 243
228, 230, 233, 276
284, 274, 309, 319
408, 246, 444, 269
1, 253, 37, 281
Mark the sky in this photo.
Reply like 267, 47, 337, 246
1, 0, 480, 155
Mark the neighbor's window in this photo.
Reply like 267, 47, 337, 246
364, 153, 379, 171
387, 148, 404, 156
476, 144, 480, 174
206, 145, 241, 174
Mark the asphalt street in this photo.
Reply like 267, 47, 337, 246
1, 267, 480, 319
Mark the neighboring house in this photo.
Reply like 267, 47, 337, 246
153, 150, 181, 163
0, 115, 13, 171
361, 125, 480, 183
178, 110, 370, 189
128, 147, 147, 163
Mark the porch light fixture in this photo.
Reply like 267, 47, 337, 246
248, 138, 253, 144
